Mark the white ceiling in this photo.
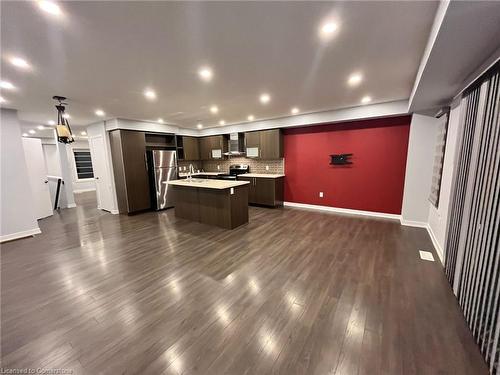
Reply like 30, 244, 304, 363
1, 1, 438, 130
409, 1, 500, 112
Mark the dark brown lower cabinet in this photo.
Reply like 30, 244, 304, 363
238, 176, 284, 207
173, 185, 248, 229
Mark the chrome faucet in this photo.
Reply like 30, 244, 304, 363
188, 163, 195, 180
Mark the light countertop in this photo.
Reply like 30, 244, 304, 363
240, 173, 285, 178
166, 179, 250, 190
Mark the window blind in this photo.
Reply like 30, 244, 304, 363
444, 62, 500, 374
429, 111, 449, 207
73, 149, 94, 179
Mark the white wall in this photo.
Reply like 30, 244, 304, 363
0, 108, 40, 242
401, 114, 440, 225
427, 100, 463, 261
66, 139, 96, 193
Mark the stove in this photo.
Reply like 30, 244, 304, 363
216, 164, 249, 180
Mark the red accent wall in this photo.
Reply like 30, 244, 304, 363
284, 116, 411, 214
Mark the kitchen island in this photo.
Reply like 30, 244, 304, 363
166, 179, 250, 229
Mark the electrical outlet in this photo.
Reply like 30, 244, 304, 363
319, 192, 324, 198
217, 165, 220, 170
265, 165, 269, 171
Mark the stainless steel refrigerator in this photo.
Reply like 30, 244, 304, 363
147, 150, 177, 210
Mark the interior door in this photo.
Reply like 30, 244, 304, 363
89, 135, 113, 212
22, 138, 53, 219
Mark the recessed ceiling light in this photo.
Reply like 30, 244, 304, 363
197, 123, 203, 129
37, 125, 45, 130
259, 93, 271, 104
48, 120, 55, 126
9, 57, 30, 70
198, 67, 213, 82
157, 118, 164, 123
0, 96, 6, 103
22, 133, 28, 137
62, 113, 70, 119
319, 21, 338, 38
144, 89, 156, 100
80, 131, 87, 136
361, 96, 372, 104
219, 120, 225, 126
247, 115, 254, 121
29, 129, 36, 134
210, 105, 219, 114
348, 73, 363, 87
0, 81, 15, 90
95, 109, 105, 116
37, 1, 62, 16
291, 107, 299, 115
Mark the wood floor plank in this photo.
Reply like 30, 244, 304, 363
0, 192, 489, 375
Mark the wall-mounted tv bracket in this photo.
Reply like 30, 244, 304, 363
330, 153, 353, 165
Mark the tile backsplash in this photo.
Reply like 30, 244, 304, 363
178, 160, 202, 173
178, 158, 284, 174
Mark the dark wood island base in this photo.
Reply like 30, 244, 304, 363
169, 179, 249, 229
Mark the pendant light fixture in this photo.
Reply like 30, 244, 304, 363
52, 95, 74, 144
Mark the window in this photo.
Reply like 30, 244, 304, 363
73, 149, 94, 180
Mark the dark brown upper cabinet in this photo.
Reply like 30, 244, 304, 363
244, 129, 283, 159
109, 129, 150, 214
181, 136, 200, 161
199, 135, 228, 160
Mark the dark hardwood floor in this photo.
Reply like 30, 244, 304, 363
1, 192, 488, 374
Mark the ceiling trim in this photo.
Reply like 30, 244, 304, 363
93, 100, 409, 136
198, 100, 409, 136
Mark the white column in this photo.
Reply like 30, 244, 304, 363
401, 114, 439, 225
54, 130, 76, 208
0, 108, 40, 242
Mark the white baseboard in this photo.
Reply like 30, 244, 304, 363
0, 227, 41, 243
74, 188, 96, 194
283, 201, 401, 221
400, 219, 428, 228
425, 224, 444, 265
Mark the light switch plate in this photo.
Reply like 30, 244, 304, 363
217, 165, 220, 170
319, 192, 324, 198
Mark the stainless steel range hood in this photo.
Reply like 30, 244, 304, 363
224, 133, 245, 156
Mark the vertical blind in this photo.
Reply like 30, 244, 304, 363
444, 62, 500, 375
